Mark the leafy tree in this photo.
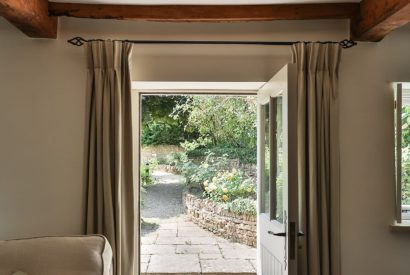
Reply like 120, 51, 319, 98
172, 96, 257, 152
141, 96, 197, 145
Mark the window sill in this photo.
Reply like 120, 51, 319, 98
390, 221, 410, 232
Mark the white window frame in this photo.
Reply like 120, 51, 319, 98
393, 82, 410, 230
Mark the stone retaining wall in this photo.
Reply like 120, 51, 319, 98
141, 145, 184, 163
156, 164, 178, 174
184, 193, 256, 247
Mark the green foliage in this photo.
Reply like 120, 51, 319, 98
172, 96, 257, 150
188, 144, 257, 164
203, 168, 256, 202
401, 147, 410, 205
171, 150, 257, 216
141, 96, 187, 124
166, 152, 189, 167
141, 121, 186, 146
401, 107, 410, 205
175, 153, 228, 188
176, 160, 198, 185
141, 96, 197, 146
141, 95, 256, 164
140, 161, 157, 188
140, 160, 158, 208
221, 198, 257, 216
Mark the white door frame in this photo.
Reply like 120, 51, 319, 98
131, 82, 261, 273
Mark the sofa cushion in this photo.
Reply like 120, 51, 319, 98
0, 235, 112, 275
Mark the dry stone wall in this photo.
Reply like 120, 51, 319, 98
184, 193, 256, 247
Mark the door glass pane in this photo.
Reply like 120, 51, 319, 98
260, 97, 284, 223
273, 97, 284, 223
261, 103, 270, 215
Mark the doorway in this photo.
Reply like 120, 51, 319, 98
134, 83, 260, 274
133, 65, 298, 275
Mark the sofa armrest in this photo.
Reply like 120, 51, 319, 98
0, 235, 113, 275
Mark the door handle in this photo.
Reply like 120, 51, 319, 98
268, 230, 305, 237
268, 230, 286, 237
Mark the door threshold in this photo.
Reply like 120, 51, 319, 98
142, 273, 256, 275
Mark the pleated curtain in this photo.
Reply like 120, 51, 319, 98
84, 40, 136, 275
291, 42, 342, 275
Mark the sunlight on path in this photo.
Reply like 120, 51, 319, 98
141, 170, 257, 275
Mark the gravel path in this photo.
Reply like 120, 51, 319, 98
142, 171, 185, 219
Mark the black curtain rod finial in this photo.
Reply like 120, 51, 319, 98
68, 37, 87, 46
339, 39, 357, 49
67, 36, 357, 49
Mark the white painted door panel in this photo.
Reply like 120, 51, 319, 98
257, 64, 298, 275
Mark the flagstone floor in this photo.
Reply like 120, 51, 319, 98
140, 171, 257, 275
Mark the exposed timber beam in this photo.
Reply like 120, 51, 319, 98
352, 0, 410, 41
0, 0, 57, 38
48, 2, 358, 22
3, 1, 408, 41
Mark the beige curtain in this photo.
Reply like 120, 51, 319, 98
85, 40, 136, 275
291, 42, 341, 275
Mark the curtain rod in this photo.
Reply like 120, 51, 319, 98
68, 37, 357, 49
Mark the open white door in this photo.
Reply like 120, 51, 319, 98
257, 64, 298, 275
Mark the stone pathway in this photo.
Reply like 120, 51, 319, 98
141, 171, 257, 275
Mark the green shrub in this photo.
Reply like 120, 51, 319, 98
141, 121, 186, 146
188, 144, 256, 164
140, 161, 157, 188
155, 155, 168, 165
402, 146, 410, 205
172, 96, 256, 150
166, 152, 189, 167
176, 161, 199, 186
183, 153, 230, 187
222, 198, 257, 216
203, 168, 255, 202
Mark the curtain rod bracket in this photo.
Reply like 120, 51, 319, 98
67, 36, 357, 49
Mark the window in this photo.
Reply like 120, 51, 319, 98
394, 83, 410, 223
260, 96, 284, 223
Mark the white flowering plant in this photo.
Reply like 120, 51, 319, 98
203, 168, 256, 202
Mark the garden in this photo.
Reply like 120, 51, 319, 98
400, 106, 410, 206
140, 95, 258, 223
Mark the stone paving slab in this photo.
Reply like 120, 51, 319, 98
147, 255, 201, 274
249, 260, 257, 270
201, 259, 256, 274
141, 171, 256, 274
176, 244, 220, 254
156, 237, 192, 245
142, 244, 176, 255
178, 228, 212, 237
221, 248, 257, 260
141, 255, 151, 263
158, 229, 178, 237
141, 263, 148, 274
199, 253, 223, 260
141, 216, 257, 274
188, 237, 218, 245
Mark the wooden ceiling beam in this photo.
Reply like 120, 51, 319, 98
48, 2, 358, 22
352, 0, 410, 41
0, 0, 57, 38
2, 1, 408, 41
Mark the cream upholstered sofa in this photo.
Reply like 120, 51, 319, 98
0, 235, 112, 275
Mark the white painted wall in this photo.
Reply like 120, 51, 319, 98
339, 26, 410, 275
0, 16, 409, 275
